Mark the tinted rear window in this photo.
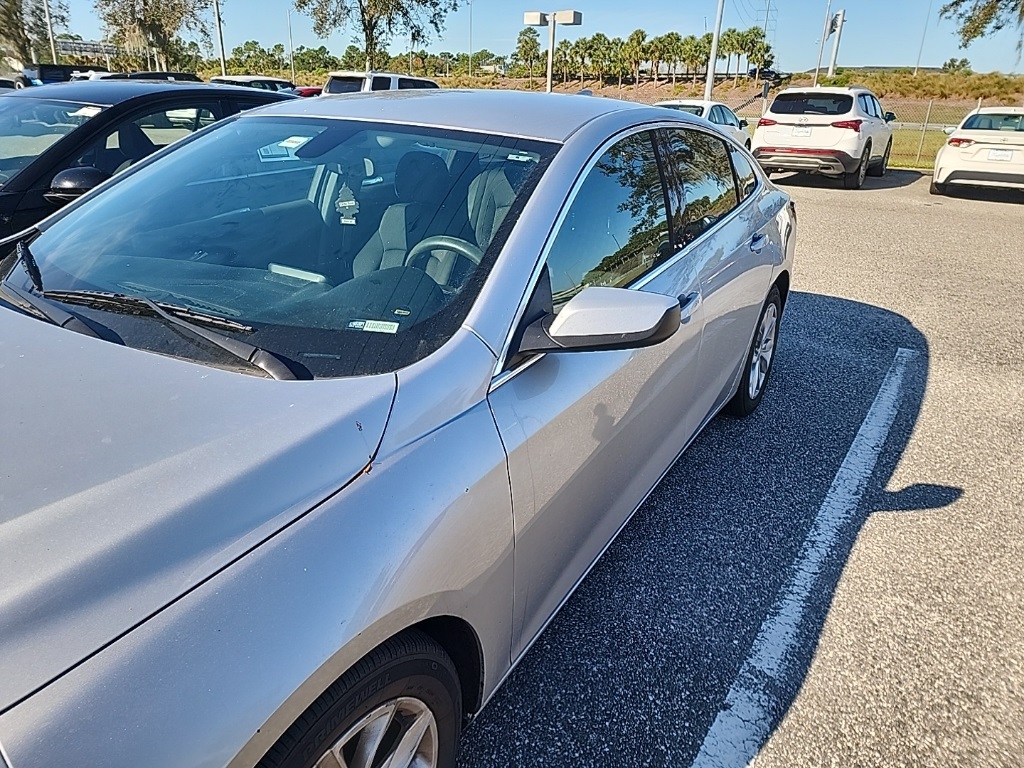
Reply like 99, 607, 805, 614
962, 113, 1024, 131
661, 104, 704, 117
324, 77, 363, 94
770, 93, 853, 116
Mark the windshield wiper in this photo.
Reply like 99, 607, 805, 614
16, 241, 44, 293
43, 290, 310, 381
0, 280, 104, 339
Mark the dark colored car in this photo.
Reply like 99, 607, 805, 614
749, 67, 789, 85
0, 80, 294, 237
15, 63, 109, 87
0, 78, 15, 90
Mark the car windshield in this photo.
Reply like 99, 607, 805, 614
962, 113, 1024, 131
325, 77, 363, 94
9, 116, 558, 378
0, 97, 104, 186
662, 104, 704, 116
770, 93, 853, 116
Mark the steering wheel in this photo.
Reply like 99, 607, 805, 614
405, 236, 483, 277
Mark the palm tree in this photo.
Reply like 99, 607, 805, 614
438, 51, 454, 77
696, 33, 714, 85
571, 36, 591, 85
608, 36, 626, 89
554, 39, 572, 84
647, 34, 669, 86
719, 27, 742, 85
680, 34, 702, 85
589, 32, 611, 86
515, 27, 542, 88
741, 26, 766, 78
660, 31, 683, 86
624, 29, 647, 86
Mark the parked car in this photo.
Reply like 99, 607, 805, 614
70, 70, 203, 82
210, 74, 296, 91
0, 80, 293, 236
290, 85, 323, 97
14, 63, 109, 87
323, 69, 439, 94
930, 107, 1024, 195
0, 89, 794, 768
655, 99, 751, 148
751, 86, 896, 189
749, 67, 788, 85
0, 78, 15, 90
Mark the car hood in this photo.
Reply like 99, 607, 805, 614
0, 312, 396, 712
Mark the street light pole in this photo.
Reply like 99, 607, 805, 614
525, 10, 582, 93
826, 9, 845, 78
468, 0, 473, 78
42, 0, 57, 63
288, 9, 296, 83
914, 0, 935, 76
813, 0, 832, 86
213, 0, 227, 76
704, 0, 725, 101
546, 16, 556, 93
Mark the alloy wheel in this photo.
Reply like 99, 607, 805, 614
748, 303, 778, 400
315, 697, 438, 768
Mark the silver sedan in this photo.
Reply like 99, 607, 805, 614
0, 89, 795, 768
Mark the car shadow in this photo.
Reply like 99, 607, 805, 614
458, 290, 958, 767
933, 185, 1024, 206
770, 168, 923, 191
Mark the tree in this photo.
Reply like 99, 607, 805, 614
570, 34, 590, 84
680, 33, 702, 84
740, 26, 766, 78
941, 55, 973, 73
719, 27, 742, 84
294, 0, 458, 73
294, 43, 342, 70
607, 36, 625, 88
589, 32, 610, 85
515, 27, 541, 86
554, 37, 571, 83
660, 30, 682, 85
747, 39, 774, 77
438, 49, 453, 75
940, 0, 1024, 50
647, 33, 669, 85
1, 0, 70, 64
95, 0, 211, 70
623, 28, 646, 85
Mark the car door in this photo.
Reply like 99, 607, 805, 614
12, 98, 225, 232
858, 94, 883, 160
487, 128, 707, 658
659, 126, 780, 420
872, 95, 893, 148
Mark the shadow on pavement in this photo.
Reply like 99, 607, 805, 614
458, 290, 961, 767
933, 185, 1024, 205
770, 169, 923, 191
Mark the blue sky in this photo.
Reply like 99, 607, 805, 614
63, 0, 1022, 74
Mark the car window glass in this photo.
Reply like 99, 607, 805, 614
730, 148, 758, 202
962, 112, 1024, 131
73, 105, 218, 176
872, 97, 885, 119
398, 78, 418, 89
0, 98, 104, 186
25, 117, 558, 378
770, 93, 853, 116
371, 77, 391, 91
324, 77, 363, 94
661, 128, 740, 246
723, 107, 740, 127
545, 131, 669, 311
709, 105, 724, 124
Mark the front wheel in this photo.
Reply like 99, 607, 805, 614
258, 630, 462, 768
726, 285, 782, 418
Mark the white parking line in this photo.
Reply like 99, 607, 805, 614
690, 347, 920, 768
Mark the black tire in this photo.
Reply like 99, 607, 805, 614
14, 77, 29, 89
929, 180, 946, 196
726, 285, 782, 418
258, 630, 462, 768
867, 139, 891, 177
843, 144, 870, 189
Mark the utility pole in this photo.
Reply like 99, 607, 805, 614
42, 0, 58, 63
704, 0, 725, 101
213, 0, 227, 76
468, 0, 473, 77
813, 0, 832, 86
827, 9, 845, 77
914, 0, 935, 76
288, 10, 296, 82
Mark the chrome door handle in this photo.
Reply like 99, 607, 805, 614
678, 291, 700, 323
750, 233, 768, 253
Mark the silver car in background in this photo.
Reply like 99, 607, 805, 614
0, 90, 795, 768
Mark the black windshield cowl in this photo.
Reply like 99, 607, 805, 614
0, 280, 107, 340
44, 290, 312, 381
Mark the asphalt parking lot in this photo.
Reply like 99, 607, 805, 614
457, 171, 1024, 767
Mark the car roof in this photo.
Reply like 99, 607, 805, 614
248, 89, 658, 142
0, 80, 291, 106
974, 106, 1024, 115
655, 99, 717, 107
325, 70, 434, 80
212, 75, 291, 82
776, 85, 873, 96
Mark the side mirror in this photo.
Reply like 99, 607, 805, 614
884, 112, 897, 123
44, 166, 111, 206
739, 118, 749, 129
943, 126, 956, 136
517, 286, 680, 355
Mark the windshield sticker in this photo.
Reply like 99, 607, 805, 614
70, 106, 102, 118
347, 319, 399, 334
279, 135, 311, 149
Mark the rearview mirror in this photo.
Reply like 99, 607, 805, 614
943, 126, 956, 135
44, 166, 111, 206
517, 286, 680, 354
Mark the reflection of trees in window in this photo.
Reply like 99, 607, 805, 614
664, 129, 739, 245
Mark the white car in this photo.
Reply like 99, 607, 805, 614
931, 107, 1024, 195
655, 99, 751, 148
751, 86, 896, 189
209, 75, 296, 91
322, 70, 439, 94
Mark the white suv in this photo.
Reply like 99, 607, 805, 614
751, 86, 896, 189
322, 71, 439, 95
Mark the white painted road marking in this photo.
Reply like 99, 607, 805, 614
691, 347, 920, 768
